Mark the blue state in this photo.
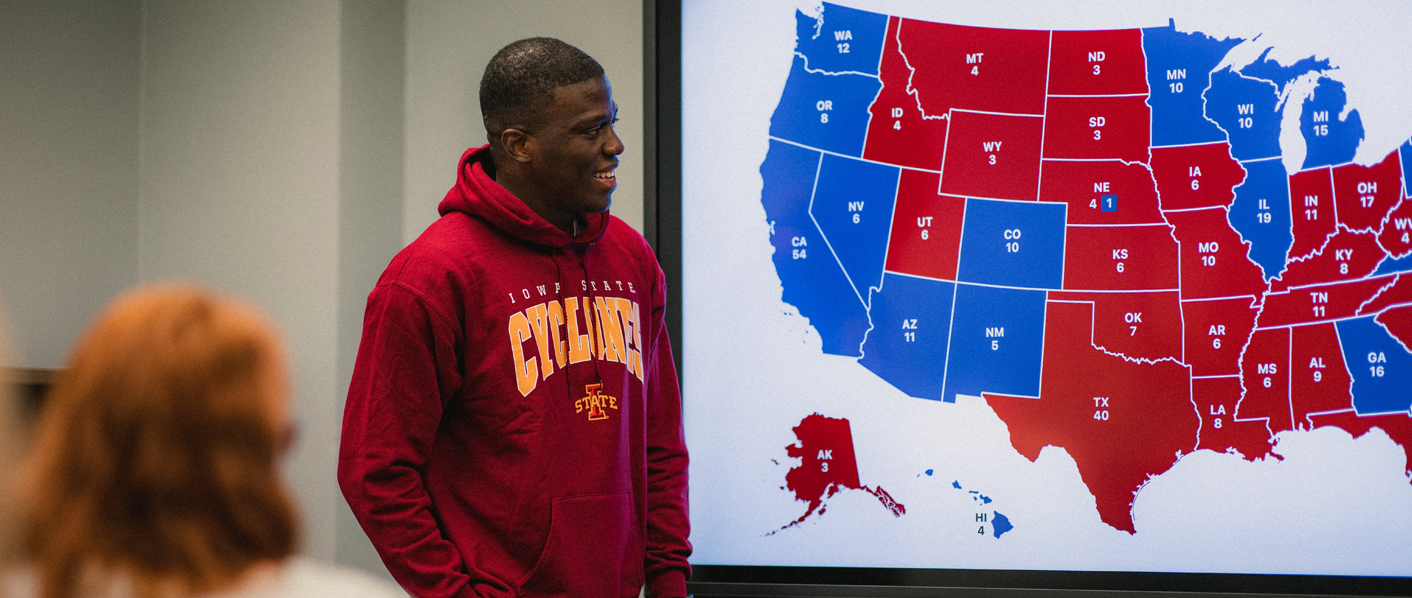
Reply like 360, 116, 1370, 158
768, 54, 881, 158
992, 511, 1014, 538
1373, 253, 1412, 276
858, 274, 955, 401
1228, 158, 1293, 280
760, 139, 870, 357
956, 198, 1066, 289
1301, 77, 1365, 169
1142, 21, 1242, 147
813, 153, 899, 300
1206, 67, 1282, 160
1238, 49, 1330, 90
793, 2, 888, 76
1335, 315, 1412, 415
941, 284, 1046, 403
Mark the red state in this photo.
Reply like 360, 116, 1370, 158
939, 110, 1043, 201
1307, 411, 1412, 480
1290, 322, 1356, 429
782, 413, 862, 527
1191, 376, 1275, 459
897, 19, 1049, 116
1377, 199, 1412, 259
864, 16, 949, 171
1258, 275, 1391, 328
1164, 207, 1268, 300
1049, 290, 1182, 362
1039, 160, 1163, 224
1272, 228, 1383, 291
1062, 224, 1179, 291
1358, 273, 1412, 316
884, 170, 965, 280
1150, 143, 1246, 210
1047, 29, 1148, 96
1375, 305, 1412, 352
1333, 149, 1403, 233
1182, 296, 1260, 376
1236, 327, 1293, 435
985, 300, 1196, 534
1288, 167, 1337, 259
1042, 96, 1150, 163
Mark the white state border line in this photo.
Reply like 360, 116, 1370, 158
769, 135, 939, 173
1047, 92, 1151, 98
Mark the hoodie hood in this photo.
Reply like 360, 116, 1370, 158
438, 145, 610, 248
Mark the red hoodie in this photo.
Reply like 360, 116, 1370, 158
338, 146, 690, 598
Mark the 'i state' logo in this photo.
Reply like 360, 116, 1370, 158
575, 383, 618, 421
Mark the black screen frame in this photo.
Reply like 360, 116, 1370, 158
644, 1, 1412, 596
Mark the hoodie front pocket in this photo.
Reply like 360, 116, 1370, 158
518, 493, 641, 597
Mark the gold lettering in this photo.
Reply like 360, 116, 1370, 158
614, 297, 642, 380
507, 311, 537, 396
596, 297, 626, 364
546, 300, 567, 368
585, 298, 599, 358
565, 297, 593, 364
631, 300, 646, 382
526, 303, 554, 380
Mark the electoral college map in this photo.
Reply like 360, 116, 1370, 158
682, 0, 1412, 577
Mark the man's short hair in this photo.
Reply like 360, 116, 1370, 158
480, 37, 604, 140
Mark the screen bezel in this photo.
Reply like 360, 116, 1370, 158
645, 1, 1412, 596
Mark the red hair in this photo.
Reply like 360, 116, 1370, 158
24, 284, 298, 598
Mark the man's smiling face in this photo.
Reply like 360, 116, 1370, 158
523, 74, 623, 229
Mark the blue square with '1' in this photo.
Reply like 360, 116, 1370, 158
1101, 194, 1117, 212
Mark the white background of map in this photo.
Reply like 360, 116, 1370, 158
681, 0, 1412, 576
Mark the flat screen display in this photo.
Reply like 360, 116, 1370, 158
677, 0, 1412, 591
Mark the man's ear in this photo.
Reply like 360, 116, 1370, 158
499, 128, 535, 164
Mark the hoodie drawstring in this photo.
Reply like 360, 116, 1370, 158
578, 247, 606, 392
551, 253, 574, 403
552, 246, 605, 404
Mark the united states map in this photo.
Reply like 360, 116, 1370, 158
760, 2, 1412, 534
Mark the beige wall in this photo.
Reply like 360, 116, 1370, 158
0, 0, 141, 369
0, 0, 646, 581
139, 0, 346, 562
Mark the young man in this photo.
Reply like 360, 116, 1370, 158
338, 38, 691, 598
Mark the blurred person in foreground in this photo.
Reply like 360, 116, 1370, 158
7, 284, 405, 598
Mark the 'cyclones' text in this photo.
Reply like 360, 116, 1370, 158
507, 296, 645, 396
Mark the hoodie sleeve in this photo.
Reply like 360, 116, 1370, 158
338, 281, 486, 598
641, 256, 693, 598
